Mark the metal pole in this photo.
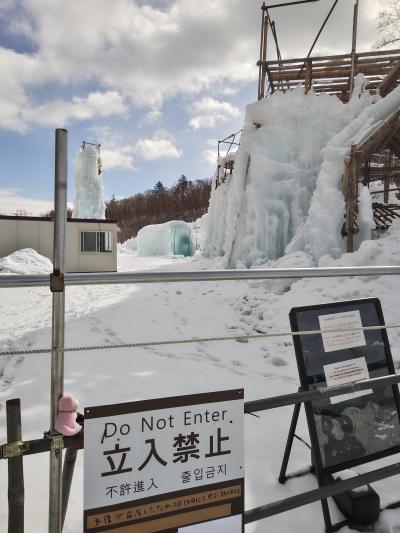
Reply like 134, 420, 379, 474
244, 373, 400, 413
244, 461, 400, 523
4, 264, 400, 289
49, 128, 68, 533
349, 0, 359, 96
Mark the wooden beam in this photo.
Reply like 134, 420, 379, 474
7, 399, 24, 533
357, 111, 400, 161
271, 65, 392, 82
379, 61, 400, 97
259, 13, 269, 99
388, 134, 400, 159
258, 48, 400, 67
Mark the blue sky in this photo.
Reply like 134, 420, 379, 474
0, 0, 388, 214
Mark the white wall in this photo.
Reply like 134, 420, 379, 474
0, 218, 118, 272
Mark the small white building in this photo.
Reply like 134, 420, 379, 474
0, 215, 118, 272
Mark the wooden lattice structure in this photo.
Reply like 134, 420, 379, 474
258, 50, 400, 102
342, 110, 400, 251
257, 2, 400, 102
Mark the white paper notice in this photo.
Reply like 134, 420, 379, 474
324, 357, 373, 404
319, 311, 366, 353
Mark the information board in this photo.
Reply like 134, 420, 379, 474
84, 389, 244, 532
290, 298, 400, 474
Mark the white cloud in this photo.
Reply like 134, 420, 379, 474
101, 148, 135, 171
89, 126, 136, 171
0, 188, 54, 215
24, 91, 127, 128
0, 0, 259, 132
135, 135, 182, 160
0, 0, 391, 133
189, 97, 240, 129
202, 149, 218, 166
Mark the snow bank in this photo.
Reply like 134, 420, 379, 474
203, 82, 400, 267
0, 248, 52, 275
120, 237, 137, 253
136, 221, 195, 257
74, 145, 105, 219
319, 219, 400, 268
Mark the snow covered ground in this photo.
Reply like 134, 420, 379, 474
1, 242, 400, 532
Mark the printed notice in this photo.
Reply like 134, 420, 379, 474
324, 356, 373, 404
319, 311, 366, 353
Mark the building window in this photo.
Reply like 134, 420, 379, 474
80, 231, 113, 253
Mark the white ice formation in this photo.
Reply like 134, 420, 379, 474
74, 145, 105, 219
136, 221, 195, 257
203, 79, 400, 268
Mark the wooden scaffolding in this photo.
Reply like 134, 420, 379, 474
342, 111, 400, 252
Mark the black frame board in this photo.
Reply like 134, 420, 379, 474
290, 298, 400, 476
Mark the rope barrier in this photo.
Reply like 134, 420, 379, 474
1, 323, 399, 357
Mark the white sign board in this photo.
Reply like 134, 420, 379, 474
324, 356, 373, 404
84, 390, 244, 532
319, 310, 366, 353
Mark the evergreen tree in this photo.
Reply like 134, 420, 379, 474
154, 180, 165, 193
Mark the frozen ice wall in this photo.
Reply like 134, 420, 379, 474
203, 82, 400, 267
74, 145, 105, 219
137, 221, 195, 257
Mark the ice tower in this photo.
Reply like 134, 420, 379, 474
74, 143, 105, 219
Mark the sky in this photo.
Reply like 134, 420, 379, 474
0, 0, 392, 214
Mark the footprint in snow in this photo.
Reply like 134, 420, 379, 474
271, 356, 288, 367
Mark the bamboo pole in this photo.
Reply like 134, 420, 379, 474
7, 399, 24, 533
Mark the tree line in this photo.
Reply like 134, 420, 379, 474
105, 175, 211, 242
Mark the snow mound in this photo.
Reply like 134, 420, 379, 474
74, 145, 105, 219
119, 237, 137, 254
203, 81, 400, 267
319, 219, 400, 268
137, 221, 195, 257
0, 248, 53, 275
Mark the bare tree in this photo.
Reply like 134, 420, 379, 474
376, 0, 400, 48
105, 177, 212, 243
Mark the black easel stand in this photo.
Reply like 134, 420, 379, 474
278, 401, 349, 533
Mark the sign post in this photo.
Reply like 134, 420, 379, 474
284, 298, 400, 531
84, 390, 244, 532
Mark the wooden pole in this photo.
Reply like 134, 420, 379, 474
258, 3, 265, 100
305, 59, 312, 93
260, 11, 269, 99
61, 448, 78, 529
349, 0, 359, 96
7, 399, 24, 533
384, 150, 391, 203
346, 145, 359, 252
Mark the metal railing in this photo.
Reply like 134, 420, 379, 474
2, 264, 400, 290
